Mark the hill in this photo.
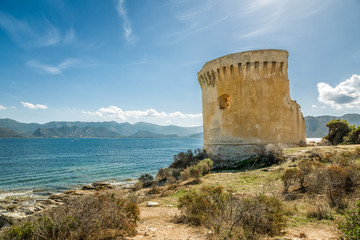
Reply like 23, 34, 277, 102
129, 130, 179, 138
0, 127, 25, 138
32, 126, 122, 138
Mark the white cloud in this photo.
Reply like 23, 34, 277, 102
240, 0, 334, 38
83, 106, 202, 120
116, 0, 134, 42
21, 101, 48, 110
168, 111, 202, 118
317, 74, 360, 109
27, 58, 79, 74
312, 104, 318, 108
0, 12, 65, 48
0, 104, 6, 110
0, 12, 81, 48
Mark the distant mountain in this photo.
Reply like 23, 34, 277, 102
129, 130, 179, 138
0, 118, 203, 138
188, 132, 203, 139
0, 118, 41, 135
32, 126, 121, 138
305, 114, 360, 138
0, 127, 24, 138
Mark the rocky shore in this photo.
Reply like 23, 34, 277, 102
0, 181, 136, 230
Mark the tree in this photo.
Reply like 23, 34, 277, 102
324, 119, 351, 145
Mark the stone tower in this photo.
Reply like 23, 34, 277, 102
198, 49, 306, 164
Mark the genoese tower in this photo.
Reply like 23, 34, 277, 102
198, 49, 306, 164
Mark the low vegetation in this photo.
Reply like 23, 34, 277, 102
339, 201, 360, 239
176, 186, 286, 239
138, 173, 155, 187
179, 158, 213, 181
1, 194, 139, 240
169, 148, 209, 169
156, 149, 213, 184
281, 148, 360, 208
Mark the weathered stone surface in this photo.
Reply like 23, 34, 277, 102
198, 49, 306, 165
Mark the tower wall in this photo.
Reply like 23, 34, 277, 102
198, 49, 306, 165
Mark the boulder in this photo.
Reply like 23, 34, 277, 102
82, 185, 95, 190
146, 201, 159, 207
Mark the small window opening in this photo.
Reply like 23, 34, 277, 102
271, 61, 276, 72
246, 62, 250, 71
279, 62, 284, 71
219, 94, 230, 109
238, 63, 242, 76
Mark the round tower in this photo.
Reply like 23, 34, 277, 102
198, 49, 306, 164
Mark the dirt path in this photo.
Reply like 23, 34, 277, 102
129, 203, 340, 240
283, 224, 341, 240
130, 204, 207, 240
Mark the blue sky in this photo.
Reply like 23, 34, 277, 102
0, 0, 359, 126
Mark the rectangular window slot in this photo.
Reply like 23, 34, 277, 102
280, 62, 284, 71
217, 68, 220, 80
230, 65, 234, 79
223, 66, 226, 79
263, 61, 268, 70
255, 61, 259, 72
271, 61, 276, 72
238, 63, 242, 75
246, 62, 250, 71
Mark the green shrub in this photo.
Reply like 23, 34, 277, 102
297, 159, 314, 191
178, 186, 286, 239
281, 168, 299, 193
169, 148, 208, 169
180, 159, 213, 181
199, 158, 213, 175
2, 222, 34, 240
339, 201, 360, 239
138, 173, 154, 187
343, 127, 360, 144
323, 165, 348, 208
1, 194, 139, 240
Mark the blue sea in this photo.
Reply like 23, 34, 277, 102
0, 138, 202, 197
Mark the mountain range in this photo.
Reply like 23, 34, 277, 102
0, 118, 203, 138
1, 114, 360, 138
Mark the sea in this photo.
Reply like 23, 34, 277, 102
0, 138, 202, 199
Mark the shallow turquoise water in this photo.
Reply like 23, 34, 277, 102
0, 138, 202, 192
